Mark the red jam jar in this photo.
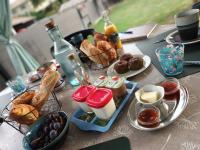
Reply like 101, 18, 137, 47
72, 85, 96, 112
137, 106, 160, 128
160, 78, 180, 102
86, 88, 116, 120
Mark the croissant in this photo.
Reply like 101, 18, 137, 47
13, 91, 35, 105
80, 40, 109, 67
97, 40, 117, 61
94, 32, 108, 45
10, 104, 39, 125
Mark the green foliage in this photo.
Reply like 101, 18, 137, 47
31, 1, 61, 20
94, 0, 192, 32
31, 11, 45, 20
31, 0, 71, 20
30, 0, 43, 7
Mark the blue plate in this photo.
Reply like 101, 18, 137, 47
70, 81, 138, 132
23, 111, 69, 150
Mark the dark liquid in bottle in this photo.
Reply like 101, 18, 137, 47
161, 81, 180, 102
137, 108, 159, 128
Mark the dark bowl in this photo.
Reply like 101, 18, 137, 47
23, 111, 69, 150
50, 28, 95, 58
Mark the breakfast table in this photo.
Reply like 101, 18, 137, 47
1, 24, 200, 150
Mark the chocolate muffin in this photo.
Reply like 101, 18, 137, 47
114, 60, 129, 74
120, 53, 133, 62
128, 57, 144, 70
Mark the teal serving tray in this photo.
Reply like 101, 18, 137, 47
70, 81, 138, 132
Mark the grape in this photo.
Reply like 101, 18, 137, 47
52, 113, 59, 119
49, 130, 58, 140
43, 126, 49, 134
45, 118, 51, 124
49, 122, 54, 130
53, 122, 61, 130
48, 114, 54, 120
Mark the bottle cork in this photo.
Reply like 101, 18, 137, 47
45, 19, 55, 30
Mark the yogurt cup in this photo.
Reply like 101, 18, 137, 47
86, 88, 116, 120
72, 85, 96, 112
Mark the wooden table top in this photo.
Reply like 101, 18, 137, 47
2, 24, 200, 150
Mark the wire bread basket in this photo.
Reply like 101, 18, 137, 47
0, 84, 61, 134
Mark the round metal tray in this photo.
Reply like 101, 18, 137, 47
127, 85, 189, 131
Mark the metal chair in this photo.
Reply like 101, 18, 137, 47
192, 2, 200, 9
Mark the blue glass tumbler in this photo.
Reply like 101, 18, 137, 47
6, 76, 27, 94
155, 44, 184, 76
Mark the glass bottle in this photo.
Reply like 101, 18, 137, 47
68, 54, 90, 85
45, 19, 80, 86
103, 11, 123, 56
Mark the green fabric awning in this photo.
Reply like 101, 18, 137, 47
0, 0, 40, 76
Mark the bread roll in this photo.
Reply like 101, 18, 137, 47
32, 70, 60, 110
97, 40, 117, 61
31, 89, 50, 110
13, 91, 35, 105
80, 40, 109, 67
39, 70, 60, 92
94, 32, 108, 45
10, 104, 39, 125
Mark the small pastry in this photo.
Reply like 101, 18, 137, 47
10, 104, 39, 125
120, 53, 133, 62
128, 57, 144, 70
114, 60, 129, 74
13, 91, 35, 105
94, 32, 108, 45
80, 40, 109, 67
97, 40, 117, 61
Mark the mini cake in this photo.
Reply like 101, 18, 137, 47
128, 57, 143, 70
106, 76, 127, 103
114, 60, 129, 74
120, 53, 133, 62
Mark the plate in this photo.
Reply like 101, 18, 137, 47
107, 55, 151, 78
54, 79, 65, 92
127, 85, 189, 131
166, 29, 200, 45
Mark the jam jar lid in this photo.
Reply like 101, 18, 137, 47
93, 75, 108, 87
106, 76, 125, 88
72, 85, 96, 102
86, 88, 113, 108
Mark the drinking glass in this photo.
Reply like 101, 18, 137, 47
155, 44, 184, 76
6, 76, 27, 94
